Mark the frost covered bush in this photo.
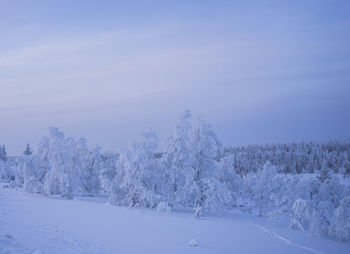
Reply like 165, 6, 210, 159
98, 151, 118, 194
20, 155, 44, 193
38, 128, 102, 197
0, 159, 7, 180
109, 131, 162, 208
44, 169, 73, 199
217, 154, 241, 207
244, 162, 290, 217
329, 196, 350, 241
288, 176, 349, 240
23, 176, 43, 193
309, 201, 333, 237
156, 202, 172, 214
290, 199, 312, 231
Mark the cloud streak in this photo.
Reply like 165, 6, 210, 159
1, 1, 350, 155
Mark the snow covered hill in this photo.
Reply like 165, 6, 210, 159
1, 187, 349, 254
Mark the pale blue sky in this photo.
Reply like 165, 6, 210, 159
1, 0, 350, 155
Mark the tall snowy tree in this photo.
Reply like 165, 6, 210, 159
161, 109, 194, 207
111, 131, 162, 208
185, 117, 229, 216
42, 128, 74, 199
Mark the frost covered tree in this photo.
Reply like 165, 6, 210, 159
110, 131, 162, 208
40, 127, 101, 198
317, 160, 332, 183
161, 109, 194, 207
20, 155, 44, 193
99, 151, 119, 194
0, 159, 6, 180
310, 201, 333, 237
0, 145, 7, 161
245, 162, 284, 217
290, 199, 312, 231
162, 111, 232, 216
41, 128, 74, 198
186, 117, 229, 216
23, 143, 33, 156
329, 196, 350, 241
217, 154, 241, 207
72, 138, 102, 195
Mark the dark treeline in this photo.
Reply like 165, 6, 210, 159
223, 140, 350, 175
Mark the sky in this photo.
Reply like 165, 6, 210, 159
1, 0, 350, 155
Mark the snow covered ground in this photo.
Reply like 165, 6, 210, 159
1, 186, 349, 254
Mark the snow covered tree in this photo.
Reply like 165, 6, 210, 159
0, 159, 6, 180
0, 145, 7, 161
186, 117, 229, 216
23, 143, 33, 156
244, 161, 288, 217
41, 128, 74, 199
310, 201, 333, 238
99, 151, 119, 194
317, 160, 332, 183
217, 154, 241, 208
329, 196, 350, 241
37, 127, 103, 198
111, 131, 162, 208
72, 138, 102, 195
290, 198, 312, 231
20, 155, 44, 193
161, 109, 194, 207
295, 176, 320, 203
162, 111, 231, 216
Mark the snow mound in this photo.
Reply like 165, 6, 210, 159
156, 202, 171, 214
188, 238, 198, 247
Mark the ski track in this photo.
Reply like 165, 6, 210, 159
249, 222, 326, 254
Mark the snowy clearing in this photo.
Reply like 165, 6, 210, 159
1, 187, 349, 254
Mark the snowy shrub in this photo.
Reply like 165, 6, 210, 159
295, 175, 320, 202
109, 131, 162, 208
244, 162, 288, 217
309, 201, 333, 237
318, 177, 342, 207
156, 202, 172, 214
193, 205, 203, 218
217, 154, 241, 207
0, 159, 6, 180
98, 151, 118, 194
43, 170, 61, 195
44, 169, 73, 199
19, 155, 45, 193
290, 199, 312, 231
329, 196, 350, 241
23, 176, 43, 193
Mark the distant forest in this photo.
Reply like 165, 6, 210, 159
223, 140, 350, 175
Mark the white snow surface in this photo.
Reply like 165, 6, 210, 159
1, 186, 349, 254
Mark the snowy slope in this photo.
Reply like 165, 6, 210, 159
1, 187, 349, 254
